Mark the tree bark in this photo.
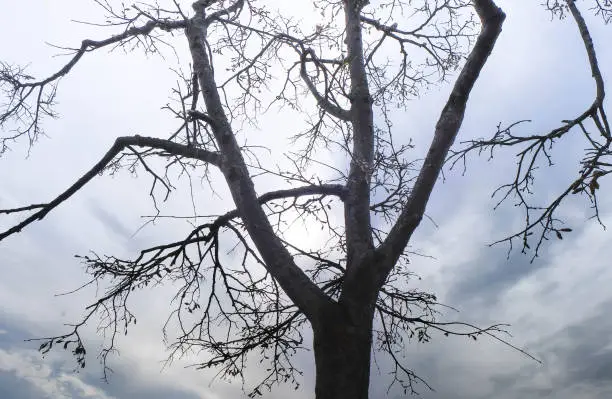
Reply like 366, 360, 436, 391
313, 303, 374, 399
185, 2, 331, 322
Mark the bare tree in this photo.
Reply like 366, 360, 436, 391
0, 0, 609, 398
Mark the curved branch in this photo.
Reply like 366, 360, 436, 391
446, 0, 610, 258
0, 17, 187, 149
568, 0, 606, 104
299, 50, 351, 121
0, 135, 220, 241
567, 0, 610, 138
201, 0, 245, 24
30, 20, 186, 89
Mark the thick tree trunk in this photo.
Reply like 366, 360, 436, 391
313, 305, 374, 399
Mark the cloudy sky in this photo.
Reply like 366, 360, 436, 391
1, 0, 611, 398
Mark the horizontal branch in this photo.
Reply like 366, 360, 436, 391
0, 135, 220, 241
212, 183, 347, 226
359, 15, 439, 59
376, 304, 540, 364
145, 183, 347, 224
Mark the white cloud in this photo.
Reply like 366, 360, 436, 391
0, 349, 115, 399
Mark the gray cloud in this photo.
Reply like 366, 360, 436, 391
446, 247, 554, 309
486, 302, 612, 399
539, 301, 612, 390
88, 200, 135, 242
0, 312, 210, 399
78, 367, 202, 399
0, 370, 49, 399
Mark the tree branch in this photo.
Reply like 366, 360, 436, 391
446, 0, 610, 258
342, 0, 377, 268
186, 5, 332, 322
568, 0, 605, 104
568, 0, 609, 138
299, 49, 351, 121
377, 0, 506, 278
26, 20, 187, 90
214, 184, 347, 225
0, 135, 220, 241
0, 17, 187, 149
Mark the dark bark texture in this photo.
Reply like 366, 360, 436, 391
313, 301, 375, 399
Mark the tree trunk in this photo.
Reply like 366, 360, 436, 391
313, 304, 374, 399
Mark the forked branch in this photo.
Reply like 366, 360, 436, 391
0, 18, 187, 148
0, 135, 220, 241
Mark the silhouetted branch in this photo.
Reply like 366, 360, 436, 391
447, 0, 610, 258
0, 17, 186, 150
378, 0, 506, 282
0, 136, 220, 241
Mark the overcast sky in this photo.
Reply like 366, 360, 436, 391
1, 0, 612, 398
